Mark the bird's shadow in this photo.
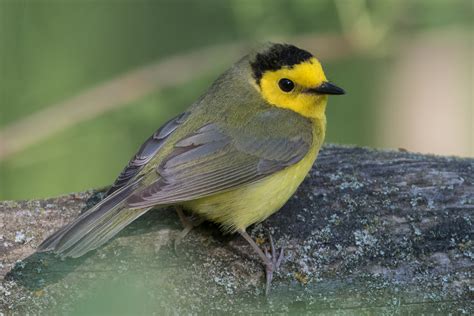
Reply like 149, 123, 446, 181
5, 190, 231, 290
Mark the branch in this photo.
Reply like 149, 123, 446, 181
1, 145, 472, 314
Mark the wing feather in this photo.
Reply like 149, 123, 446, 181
106, 112, 190, 196
37, 108, 314, 258
127, 112, 312, 207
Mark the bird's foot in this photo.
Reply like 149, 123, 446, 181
263, 234, 285, 295
238, 229, 284, 295
174, 206, 203, 251
174, 225, 193, 251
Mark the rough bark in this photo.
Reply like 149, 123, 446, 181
1, 145, 473, 314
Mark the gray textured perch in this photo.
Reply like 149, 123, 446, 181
1, 145, 473, 314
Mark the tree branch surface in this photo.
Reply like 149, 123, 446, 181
1, 145, 473, 314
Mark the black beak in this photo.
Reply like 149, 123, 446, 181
308, 81, 345, 95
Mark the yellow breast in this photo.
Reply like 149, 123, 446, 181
184, 118, 325, 232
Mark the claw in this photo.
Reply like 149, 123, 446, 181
174, 206, 203, 253
174, 225, 193, 252
269, 233, 277, 260
264, 232, 285, 295
276, 247, 284, 268
238, 229, 285, 295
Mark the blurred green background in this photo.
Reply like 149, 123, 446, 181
0, 0, 472, 200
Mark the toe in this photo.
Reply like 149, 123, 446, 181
265, 263, 274, 296
275, 246, 285, 269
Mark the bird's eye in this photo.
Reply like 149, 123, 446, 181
278, 78, 295, 92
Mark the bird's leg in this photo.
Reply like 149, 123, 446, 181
238, 229, 285, 295
174, 206, 203, 250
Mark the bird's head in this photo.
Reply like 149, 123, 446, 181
250, 43, 344, 120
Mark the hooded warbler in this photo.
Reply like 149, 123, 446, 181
38, 43, 345, 294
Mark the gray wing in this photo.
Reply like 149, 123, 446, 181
37, 109, 312, 258
127, 111, 312, 207
38, 112, 191, 257
106, 112, 190, 196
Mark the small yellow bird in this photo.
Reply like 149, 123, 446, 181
38, 43, 344, 293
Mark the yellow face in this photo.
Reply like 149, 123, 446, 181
257, 57, 329, 120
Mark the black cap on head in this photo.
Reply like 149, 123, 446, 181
250, 43, 313, 85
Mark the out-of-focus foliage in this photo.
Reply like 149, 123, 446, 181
0, 0, 472, 199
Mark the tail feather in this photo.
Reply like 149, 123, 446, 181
37, 181, 152, 258
60, 206, 151, 258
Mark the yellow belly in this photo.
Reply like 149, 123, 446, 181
183, 128, 322, 232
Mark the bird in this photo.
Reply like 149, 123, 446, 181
37, 43, 345, 294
